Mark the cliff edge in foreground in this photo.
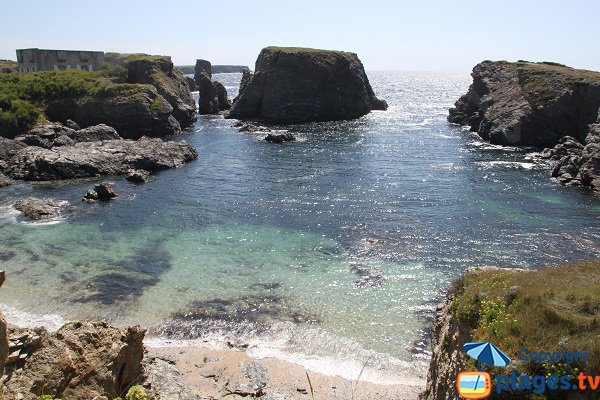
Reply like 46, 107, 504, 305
421, 263, 600, 400
227, 46, 387, 123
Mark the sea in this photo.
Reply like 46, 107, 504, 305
0, 71, 599, 386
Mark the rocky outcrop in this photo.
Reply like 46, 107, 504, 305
13, 197, 61, 220
3, 321, 145, 399
143, 354, 202, 400
227, 46, 387, 123
197, 72, 231, 114
233, 69, 253, 104
126, 56, 197, 128
45, 84, 182, 140
7, 137, 198, 181
265, 132, 295, 143
194, 59, 212, 80
449, 61, 600, 147
15, 123, 121, 148
0, 137, 27, 167
197, 71, 219, 114
83, 182, 118, 201
185, 76, 197, 92
127, 168, 151, 183
0, 271, 7, 376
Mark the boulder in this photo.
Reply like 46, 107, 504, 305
0, 173, 12, 187
70, 124, 121, 142
227, 46, 387, 123
194, 59, 212, 80
16, 123, 77, 148
84, 182, 118, 201
449, 61, 600, 147
197, 71, 219, 115
3, 321, 145, 400
65, 119, 80, 130
14, 197, 60, 220
126, 56, 197, 128
264, 132, 296, 143
234, 122, 271, 133
126, 169, 151, 183
7, 137, 198, 181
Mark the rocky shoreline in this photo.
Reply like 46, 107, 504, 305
449, 61, 600, 194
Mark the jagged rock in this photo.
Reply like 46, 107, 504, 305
214, 81, 232, 110
3, 322, 145, 400
449, 61, 600, 147
83, 182, 118, 202
0, 271, 7, 376
13, 197, 60, 220
185, 76, 197, 92
235, 122, 271, 133
126, 169, 150, 183
15, 123, 121, 149
70, 124, 121, 142
227, 46, 387, 123
194, 59, 212, 81
126, 56, 197, 128
7, 137, 198, 181
45, 84, 181, 140
65, 119, 80, 130
0, 137, 27, 167
197, 71, 219, 115
233, 69, 253, 104
264, 132, 296, 143
0, 173, 12, 187
540, 136, 584, 160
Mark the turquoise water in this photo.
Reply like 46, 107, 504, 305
1, 72, 599, 382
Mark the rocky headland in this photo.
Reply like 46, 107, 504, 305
227, 46, 388, 123
450, 61, 600, 193
0, 54, 196, 139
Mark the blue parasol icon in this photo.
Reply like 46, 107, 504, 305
463, 342, 511, 371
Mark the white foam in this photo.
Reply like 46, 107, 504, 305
2, 304, 65, 331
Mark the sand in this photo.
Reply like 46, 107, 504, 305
147, 342, 424, 400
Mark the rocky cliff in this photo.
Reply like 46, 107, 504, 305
449, 61, 600, 147
227, 46, 387, 123
421, 264, 600, 400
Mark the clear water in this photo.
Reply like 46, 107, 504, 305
1, 72, 599, 383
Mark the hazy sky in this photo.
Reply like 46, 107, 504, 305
1, 0, 598, 71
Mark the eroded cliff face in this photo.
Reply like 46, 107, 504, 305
228, 46, 387, 123
420, 281, 470, 400
449, 61, 600, 147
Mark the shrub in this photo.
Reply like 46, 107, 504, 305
125, 385, 148, 400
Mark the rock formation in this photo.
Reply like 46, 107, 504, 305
83, 182, 118, 201
13, 197, 61, 220
197, 71, 231, 114
0, 271, 7, 377
227, 46, 387, 123
449, 61, 600, 147
127, 168, 151, 183
3, 321, 145, 399
126, 56, 197, 128
194, 59, 212, 80
264, 132, 295, 143
7, 136, 198, 181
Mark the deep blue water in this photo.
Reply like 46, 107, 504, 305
0, 71, 599, 382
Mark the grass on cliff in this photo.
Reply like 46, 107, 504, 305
452, 262, 600, 379
0, 69, 151, 136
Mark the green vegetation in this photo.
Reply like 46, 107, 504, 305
0, 68, 152, 136
125, 385, 148, 400
263, 46, 357, 64
0, 59, 18, 69
452, 263, 600, 398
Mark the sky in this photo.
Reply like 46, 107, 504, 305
1, 0, 599, 72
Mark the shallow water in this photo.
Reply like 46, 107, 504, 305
1, 72, 599, 383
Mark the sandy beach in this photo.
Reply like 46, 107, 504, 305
146, 342, 424, 400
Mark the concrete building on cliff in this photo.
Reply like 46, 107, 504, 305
16, 48, 105, 73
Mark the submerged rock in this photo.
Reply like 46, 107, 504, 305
227, 46, 387, 123
83, 182, 118, 202
3, 321, 145, 399
350, 264, 385, 288
13, 197, 60, 220
7, 137, 198, 181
